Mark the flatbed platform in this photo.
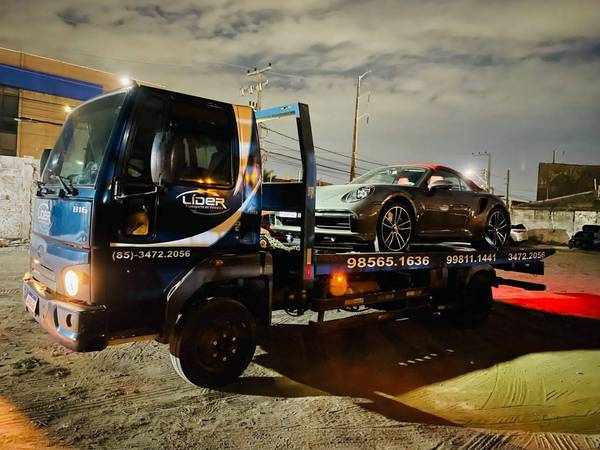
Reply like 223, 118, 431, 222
313, 246, 554, 276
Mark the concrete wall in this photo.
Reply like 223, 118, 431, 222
0, 155, 38, 242
511, 207, 600, 244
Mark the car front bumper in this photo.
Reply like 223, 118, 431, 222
272, 205, 379, 242
22, 274, 108, 352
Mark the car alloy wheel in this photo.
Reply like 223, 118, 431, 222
484, 209, 509, 249
379, 204, 412, 252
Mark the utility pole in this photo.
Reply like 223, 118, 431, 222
350, 70, 371, 181
505, 169, 511, 208
472, 151, 492, 192
241, 63, 272, 162
241, 63, 271, 111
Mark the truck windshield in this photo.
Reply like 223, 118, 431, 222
42, 91, 126, 187
351, 166, 427, 186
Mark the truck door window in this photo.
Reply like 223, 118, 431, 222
170, 99, 233, 187
124, 94, 167, 182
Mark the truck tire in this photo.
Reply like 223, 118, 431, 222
444, 272, 493, 328
169, 298, 256, 388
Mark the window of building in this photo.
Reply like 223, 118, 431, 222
0, 87, 19, 156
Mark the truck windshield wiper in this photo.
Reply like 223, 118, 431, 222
51, 173, 79, 196
35, 180, 55, 195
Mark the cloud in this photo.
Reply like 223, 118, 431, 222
1, 0, 599, 193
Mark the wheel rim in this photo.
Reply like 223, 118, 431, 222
193, 319, 246, 371
380, 205, 412, 251
484, 210, 508, 248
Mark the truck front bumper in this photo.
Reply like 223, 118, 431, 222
22, 275, 108, 352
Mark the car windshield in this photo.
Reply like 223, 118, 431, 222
351, 166, 428, 186
42, 91, 126, 187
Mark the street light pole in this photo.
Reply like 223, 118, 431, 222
472, 151, 492, 192
350, 70, 370, 181
506, 169, 511, 208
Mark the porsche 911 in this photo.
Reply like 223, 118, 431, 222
273, 164, 510, 252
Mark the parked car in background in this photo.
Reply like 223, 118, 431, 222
273, 164, 511, 252
509, 224, 528, 246
569, 225, 600, 250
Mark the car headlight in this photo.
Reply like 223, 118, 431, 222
343, 185, 375, 202
64, 270, 79, 297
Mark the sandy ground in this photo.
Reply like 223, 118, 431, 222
1, 246, 599, 449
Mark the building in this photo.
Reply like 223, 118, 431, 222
537, 162, 600, 201
0, 47, 126, 159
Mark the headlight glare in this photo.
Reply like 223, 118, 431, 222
343, 185, 375, 202
64, 270, 79, 297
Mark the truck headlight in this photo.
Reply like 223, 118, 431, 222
64, 270, 79, 297
343, 185, 375, 203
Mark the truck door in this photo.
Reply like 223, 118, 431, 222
99, 88, 260, 333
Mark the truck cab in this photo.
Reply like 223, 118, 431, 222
24, 85, 266, 354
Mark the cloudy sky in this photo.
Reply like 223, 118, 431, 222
2, 0, 600, 199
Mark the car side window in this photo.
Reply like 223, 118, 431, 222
428, 170, 462, 190
169, 99, 233, 186
459, 177, 473, 191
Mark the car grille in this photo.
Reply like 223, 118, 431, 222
278, 216, 301, 227
315, 212, 352, 230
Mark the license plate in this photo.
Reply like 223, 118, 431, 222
25, 291, 38, 315
279, 211, 298, 218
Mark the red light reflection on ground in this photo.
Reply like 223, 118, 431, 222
494, 286, 600, 319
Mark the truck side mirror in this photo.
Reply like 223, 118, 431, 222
150, 131, 179, 186
39, 148, 52, 176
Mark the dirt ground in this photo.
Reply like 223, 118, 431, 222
1, 246, 599, 449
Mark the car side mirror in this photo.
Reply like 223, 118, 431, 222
39, 148, 52, 176
429, 179, 454, 191
150, 131, 178, 186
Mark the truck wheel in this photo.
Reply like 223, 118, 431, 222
444, 272, 493, 328
170, 298, 256, 388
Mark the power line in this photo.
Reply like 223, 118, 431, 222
263, 126, 385, 166
264, 138, 366, 175
267, 149, 354, 175
266, 154, 349, 183
264, 139, 370, 172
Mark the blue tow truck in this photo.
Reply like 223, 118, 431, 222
23, 84, 553, 387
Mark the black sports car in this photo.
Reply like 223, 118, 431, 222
273, 164, 511, 252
